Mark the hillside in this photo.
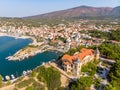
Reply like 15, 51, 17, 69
25, 6, 120, 19
0, 64, 68, 90
110, 6, 120, 17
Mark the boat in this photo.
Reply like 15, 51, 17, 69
11, 74, 15, 79
23, 71, 27, 76
5, 75, 10, 80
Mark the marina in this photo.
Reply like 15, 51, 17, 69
0, 36, 61, 80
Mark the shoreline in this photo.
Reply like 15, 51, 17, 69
6, 49, 46, 61
0, 32, 29, 39
0, 32, 36, 43
1, 58, 58, 85
0, 32, 63, 61
0, 32, 45, 61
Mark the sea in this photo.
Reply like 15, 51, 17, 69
0, 36, 61, 79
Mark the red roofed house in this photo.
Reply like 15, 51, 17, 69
61, 48, 100, 76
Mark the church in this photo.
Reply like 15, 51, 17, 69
61, 48, 100, 76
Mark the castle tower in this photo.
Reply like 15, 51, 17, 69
95, 48, 100, 60
73, 58, 82, 76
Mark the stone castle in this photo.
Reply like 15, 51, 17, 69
61, 48, 100, 76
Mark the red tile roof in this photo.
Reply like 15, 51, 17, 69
62, 48, 94, 65
62, 54, 73, 64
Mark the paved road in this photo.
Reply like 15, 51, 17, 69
100, 57, 116, 64
98, 58, 112, 90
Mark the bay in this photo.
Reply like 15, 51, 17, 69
0, 36, 61, 79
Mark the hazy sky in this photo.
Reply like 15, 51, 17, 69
0, 0, 119, 17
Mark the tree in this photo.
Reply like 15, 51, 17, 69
99, 43, 120, 60
104, 60, 120, 90
70, 77, 93, 90
37, 66, 61, 90
0, 75, 3, 87
26, 86, 34, 90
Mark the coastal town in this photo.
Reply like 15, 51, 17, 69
0, 19, 120, 61
0, 0, 120, 89
0, 17, 120, 90
0, 2, 120, 89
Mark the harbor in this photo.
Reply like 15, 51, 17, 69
0, 36, 62, 80
3, 69, 31, 81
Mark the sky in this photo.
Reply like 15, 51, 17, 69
0, 0, 120, 17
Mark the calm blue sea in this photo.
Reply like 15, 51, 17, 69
0, 36, 61, 79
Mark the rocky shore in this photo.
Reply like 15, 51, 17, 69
5, 42, 48, 61
6, 48, 42, 61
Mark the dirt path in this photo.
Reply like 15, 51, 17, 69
0, 84, 15, 90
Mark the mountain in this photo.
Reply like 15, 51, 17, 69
110, 6, 120, 17
25, 6, 120, 19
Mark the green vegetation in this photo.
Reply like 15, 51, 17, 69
94, 78, 101, 89
104, 60, 120, 90
30, 71, 37, 77
15, 76, 44, 90
70, 76, 100, 90
6, 80, 11, 85
110, 29, 120, 41
56, 87, 65, 90
26, 86, 34, 90
98, 43, 120, 90
70, 76, 93, 90
65, 45, 86, 55
0, 75, 3, 87
15, 78, 35, 88
88, 29, 120, 41
22, 45, 39, 51
14, 66, 61, 90
14, 77, 24, 83
81, 61, 99, 76
36, 66, 61, 90
98, 43, 120, 60
88, 30, 109, 40
73, 43, 120, 90
36, 38, 43, 42
0, 18, 69, 27
13, 88, 18, 90
65, 45, 97, 56
57, 37, 67, 43
27, 45, 39, 48
70, 59, 100, 90
32, 82, 44, 90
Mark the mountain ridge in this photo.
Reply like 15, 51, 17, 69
25, 6, 120, 19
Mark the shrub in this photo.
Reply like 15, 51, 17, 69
37, 66, 61, 90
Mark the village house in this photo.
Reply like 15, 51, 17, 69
61, 48, 100, 76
